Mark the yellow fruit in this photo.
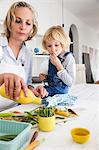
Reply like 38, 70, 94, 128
0, 84, 42, 104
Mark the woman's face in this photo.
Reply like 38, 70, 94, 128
10, 7, 33, 42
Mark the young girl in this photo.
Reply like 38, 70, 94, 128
0, 1, 48, 100
39, 25, 76, 96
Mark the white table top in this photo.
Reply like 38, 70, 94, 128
0, 84, 99, 150
36, 84, 99, 150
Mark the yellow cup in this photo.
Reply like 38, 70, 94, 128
71, 128, 90, 144
38, 115, 55, 132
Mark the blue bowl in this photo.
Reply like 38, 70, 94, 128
34, 48, 40, 54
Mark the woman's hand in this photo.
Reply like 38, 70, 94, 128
29, 85, 48, 98
0, 73, 28, 100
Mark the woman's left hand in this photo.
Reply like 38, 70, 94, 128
29, 85, 48, 98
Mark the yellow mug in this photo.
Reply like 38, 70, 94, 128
38, 115, 55, 132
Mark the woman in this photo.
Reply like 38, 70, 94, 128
0, 1, 48, 101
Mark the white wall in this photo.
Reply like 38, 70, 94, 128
28, 0, 62, 34
29, 1, 99, 54
0, 0, 99, 62
62, 8, 99, 62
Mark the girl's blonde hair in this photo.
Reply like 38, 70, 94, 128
4, 1, 38, 41
42, 25, 70, 50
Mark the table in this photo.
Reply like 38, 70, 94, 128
0, 84, 99, 150
34, 84, 99, 150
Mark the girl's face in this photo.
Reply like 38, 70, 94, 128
45, 40, 63, 56
10, 7, 33, 42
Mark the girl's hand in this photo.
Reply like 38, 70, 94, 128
39, 73, 47, 81
50, 54, 64, 71
1, 73, 28, 100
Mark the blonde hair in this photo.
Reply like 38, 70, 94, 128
4, 1, 38, 41
42, 25, 70, 50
